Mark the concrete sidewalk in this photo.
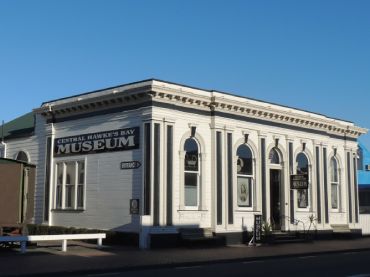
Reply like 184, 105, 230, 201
1, 237, 370, 277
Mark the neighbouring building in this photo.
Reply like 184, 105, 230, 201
0, 79, 367, 247
358, 142, 370, 214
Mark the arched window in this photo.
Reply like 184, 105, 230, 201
184, 138, 200, 207
331, 157, 339, 209
237, 144, 253, 207
16, 151, 28, 163
269, 148, 280, 164
296, 152, 309, 208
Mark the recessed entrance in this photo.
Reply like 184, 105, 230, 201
270, 169, 281, 230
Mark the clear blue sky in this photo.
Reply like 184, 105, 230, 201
1, 0, 369, 146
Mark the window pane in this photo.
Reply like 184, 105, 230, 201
237, 177, 252, 207
56, 185, 62, 208
65, 162, 76, 208
16, 151, 28, 163
185, 172, 198, 206
297, 153, 309, 209
56, 163, 63, 208
297, 189, 308, 208
77, 161, 85, 208
77, 185, 84, 208
297, 153, 308, 174
237, 145, 253, 175
65, 185, 74, 208
184, 138, 199, 171
269, 148, 280, 164
331, 183, 338, 209
331, 158, 338, 183
78, 161, 85, 184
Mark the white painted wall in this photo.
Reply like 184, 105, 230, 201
360, 214, 370, 235
49, 108, 145, 231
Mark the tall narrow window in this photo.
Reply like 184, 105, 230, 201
65, 162, 76, 208
331, 157, 339, 209
77, 161, 85, 208
237, 144, 253, 207
56, 163, 63, 209
184, 138, 199, 207
296, 153, 309, 208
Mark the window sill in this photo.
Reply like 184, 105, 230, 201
177, 209, 209, 212
296, 208, 311, 213
52, 209, 85, 213
330, 210, 344, 213
235, 208, 254, 212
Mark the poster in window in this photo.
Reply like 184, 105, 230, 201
237, 177, 251, 207
185, 153, 198, 171
331, 184, 338, 209
297, 189, 308, 208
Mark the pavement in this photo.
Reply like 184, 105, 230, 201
1, 237, 370, 277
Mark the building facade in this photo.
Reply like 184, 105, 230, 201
1, 79, 367, 247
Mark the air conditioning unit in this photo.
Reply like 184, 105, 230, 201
365, 165, 370, 171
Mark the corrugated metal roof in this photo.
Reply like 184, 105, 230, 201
1, 112, 35, 140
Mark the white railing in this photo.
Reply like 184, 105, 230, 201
0, 233, 106, 253
360, 214, 370, 235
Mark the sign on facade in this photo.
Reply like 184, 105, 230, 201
290, 174, 309, 189
121, 161, 141, 170
54, 127, 140, 156
254, 214, 262, 244
130, 199, 139, 215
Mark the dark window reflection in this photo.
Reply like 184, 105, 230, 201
237, 144, 253, 175
296, 153, 308, 174
184, 138, 199, 171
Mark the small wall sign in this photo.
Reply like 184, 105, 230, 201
254, 214, 262, 243
290, 174, 309, 189
120, 161, 141, 170
130, 199, 139, 215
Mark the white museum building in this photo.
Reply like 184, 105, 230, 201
0, 79, 367, 248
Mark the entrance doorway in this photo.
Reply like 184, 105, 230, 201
270, 169, 281, 230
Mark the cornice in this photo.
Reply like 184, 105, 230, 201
149, 87, 366, 139
32, 81, 367, 139
33, 87, 152, 121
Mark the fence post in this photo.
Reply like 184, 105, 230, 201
62, 239, 67, 252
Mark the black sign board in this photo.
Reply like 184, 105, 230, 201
290, 174, 309, 189
130, 199, 139, 215
121, 161, 141, 170
54, 127, 140, 157
254, 214, 262, 244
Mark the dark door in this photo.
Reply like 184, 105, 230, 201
270, 169, 281, 230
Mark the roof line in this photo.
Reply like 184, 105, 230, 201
42, 78, 353, 124
41, 78, 156, 106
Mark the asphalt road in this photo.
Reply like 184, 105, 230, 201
75, 250, 370, 277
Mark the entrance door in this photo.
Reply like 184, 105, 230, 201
270, 169, 281, 230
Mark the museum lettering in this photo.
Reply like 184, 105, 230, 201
54, 127, 140, 156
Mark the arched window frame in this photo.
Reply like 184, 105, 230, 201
183, 137, 201, 209
269, 147, 281, 166
236, 144, 254, 208
15, 150, 29, 163
330, 156, 340, 211
295, 152, 311, 210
